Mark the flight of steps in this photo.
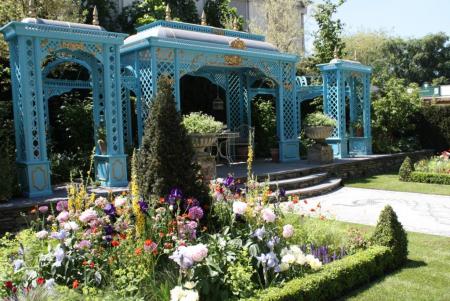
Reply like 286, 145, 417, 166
255, 170, 342, 199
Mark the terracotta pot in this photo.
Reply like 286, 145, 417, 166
97, 139, 107, 155
305, 126, 334, 141
270, 148, 279, 162
355, 127, 364, 137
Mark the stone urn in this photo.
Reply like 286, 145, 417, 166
189, 133, 218, 182
304, 126, 334, 164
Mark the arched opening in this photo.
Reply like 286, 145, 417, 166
42, 58, 97, 183
251, 94, 277, 158
180, 74, 227, 123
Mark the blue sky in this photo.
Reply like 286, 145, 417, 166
305, 0, 450, 53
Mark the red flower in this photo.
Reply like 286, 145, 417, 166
164, 242, 173, 249
4, 281, 13, 290
111, 240, 120, 247
135, 247, 142, 255
72, 280, 79, 289
119, 233, 127, 240
159, 232, 165, 238
36, 277, 45, 285
144, 239, 153, 247
89, 262, 95, 269
152, 248, 158, 255
82, 260, 88, 266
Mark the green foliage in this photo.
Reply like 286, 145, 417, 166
182, 112, 224, 134
136, 77, 207, 200
304, 112, 336, 127
417, 106, 450, 151
371, 77, 422, 153
398, 156, 413, 182
253, 98, 277, 157
0, 101, 17, 200
414, 156, 450, 174
243, 246, 393, 301
409, 171, 450, 185
371, 205, 408, 268
312, 0, 346, 64
204, 0, 244, 29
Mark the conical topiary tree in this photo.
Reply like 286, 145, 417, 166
398, 156, 413, 181
136, 76, 208, 201
371, 205, 408, 267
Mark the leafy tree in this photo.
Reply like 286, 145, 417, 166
203, 0, 243, 29
136, 77, 207, 201
371, 77, 422, 153
249, 0, 307, 54
312, 0, 346, 64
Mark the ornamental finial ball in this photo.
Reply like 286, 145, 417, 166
201, 10, 207, 26
92, 6, 99, 26
165, 4, 171, 21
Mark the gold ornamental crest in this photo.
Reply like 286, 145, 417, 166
229, 38, 246, 50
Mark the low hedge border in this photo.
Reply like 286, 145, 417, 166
410, 171, 450, 185
244, 245, 394, 301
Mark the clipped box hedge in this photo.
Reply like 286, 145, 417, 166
410, 171, 450, 185
244, 245, 393, 301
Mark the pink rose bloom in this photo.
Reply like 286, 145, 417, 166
114, 196, 127, 208
79, 208, 98, 223
232, 201, 247, 215
282, 224, 294, 238
188, 244, 208, 262
56, 211, 69, 223
261, 208, 276, 223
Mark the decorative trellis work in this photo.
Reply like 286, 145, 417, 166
1, 19, 128, 197
318, 60, 372, 158
226, 72, 242, 130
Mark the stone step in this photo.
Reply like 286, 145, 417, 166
266, 172, 328, 190
277, 178, 342, 199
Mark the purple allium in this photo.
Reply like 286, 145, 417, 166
188, 206, 204, 220
224, 175, 234, 187
38, 206, 49, 214
138, 200, 149, 213
56, 200, 68, 212
103, 203, 116, 217
76, 240, 91, 250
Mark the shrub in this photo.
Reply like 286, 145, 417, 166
0, 101, 17, 200
409, 171, 450, 185
243, 246, 393, 301
136, 77, 208, 201
371, 205, 408, 268
417, 105, 450, 151
398, 156, 413, 181
304, 112, 337, 127
181, 112, 223, 134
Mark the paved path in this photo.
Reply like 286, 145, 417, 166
304, 187, 450, 237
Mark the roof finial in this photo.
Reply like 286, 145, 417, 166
201, 10, 207, 26
333, 47, 339, 59
92, 6, 99, 26
28, 0, 37, 18
354, 50, 357, 61
232, 17, 239, 31
165, 4, 172, 21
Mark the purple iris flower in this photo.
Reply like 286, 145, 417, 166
104, 203, 116, 216
138, 200, 149, 213
169, 188, 183, 202
224, 175, 234, 187
104, 224, 114, 235
104, 235, 112, 242
253, 227, 266, 240
279, 188, 286, 197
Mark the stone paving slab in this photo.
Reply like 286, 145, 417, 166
304, 187, 450, 237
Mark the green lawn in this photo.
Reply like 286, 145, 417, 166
344, 173, 450, 196
340, 224, 450, 301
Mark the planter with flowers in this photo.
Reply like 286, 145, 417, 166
182, 112, 224, 181
304, 112, 337, 163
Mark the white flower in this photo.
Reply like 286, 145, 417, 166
170, 286, 199, 301
261, 208, 276, 223
56, 211, 69, 223
188, 244, 208, 262
279, 262, 290, 272
35, 230, 48, 239
282, 224, 294, 238
63, 221, 79, 231
281, 253, 296, 265
114, 195, 127, 207
306, 254, 322, 270
232, 201, 247, 215
13, 259, 24, 272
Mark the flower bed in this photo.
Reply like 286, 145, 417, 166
0, 170, 403, 300
399, 151, 450, 185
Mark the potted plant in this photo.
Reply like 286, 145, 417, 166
182, 112, 224, 157
97, 122, 107, 155
304, 112, 337, 142
351, 119, 364, 137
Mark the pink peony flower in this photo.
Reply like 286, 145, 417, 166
261, 208, 276, 223
56, 211, 69, 223
188, 244, 208, 262
232, 201, 247, 215
79, 208, 98, 223
282, 224, 294, 238
35, 230, 48, 239
114, 196, 127, 208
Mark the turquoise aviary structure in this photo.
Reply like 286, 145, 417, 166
0, 16, 371, 197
